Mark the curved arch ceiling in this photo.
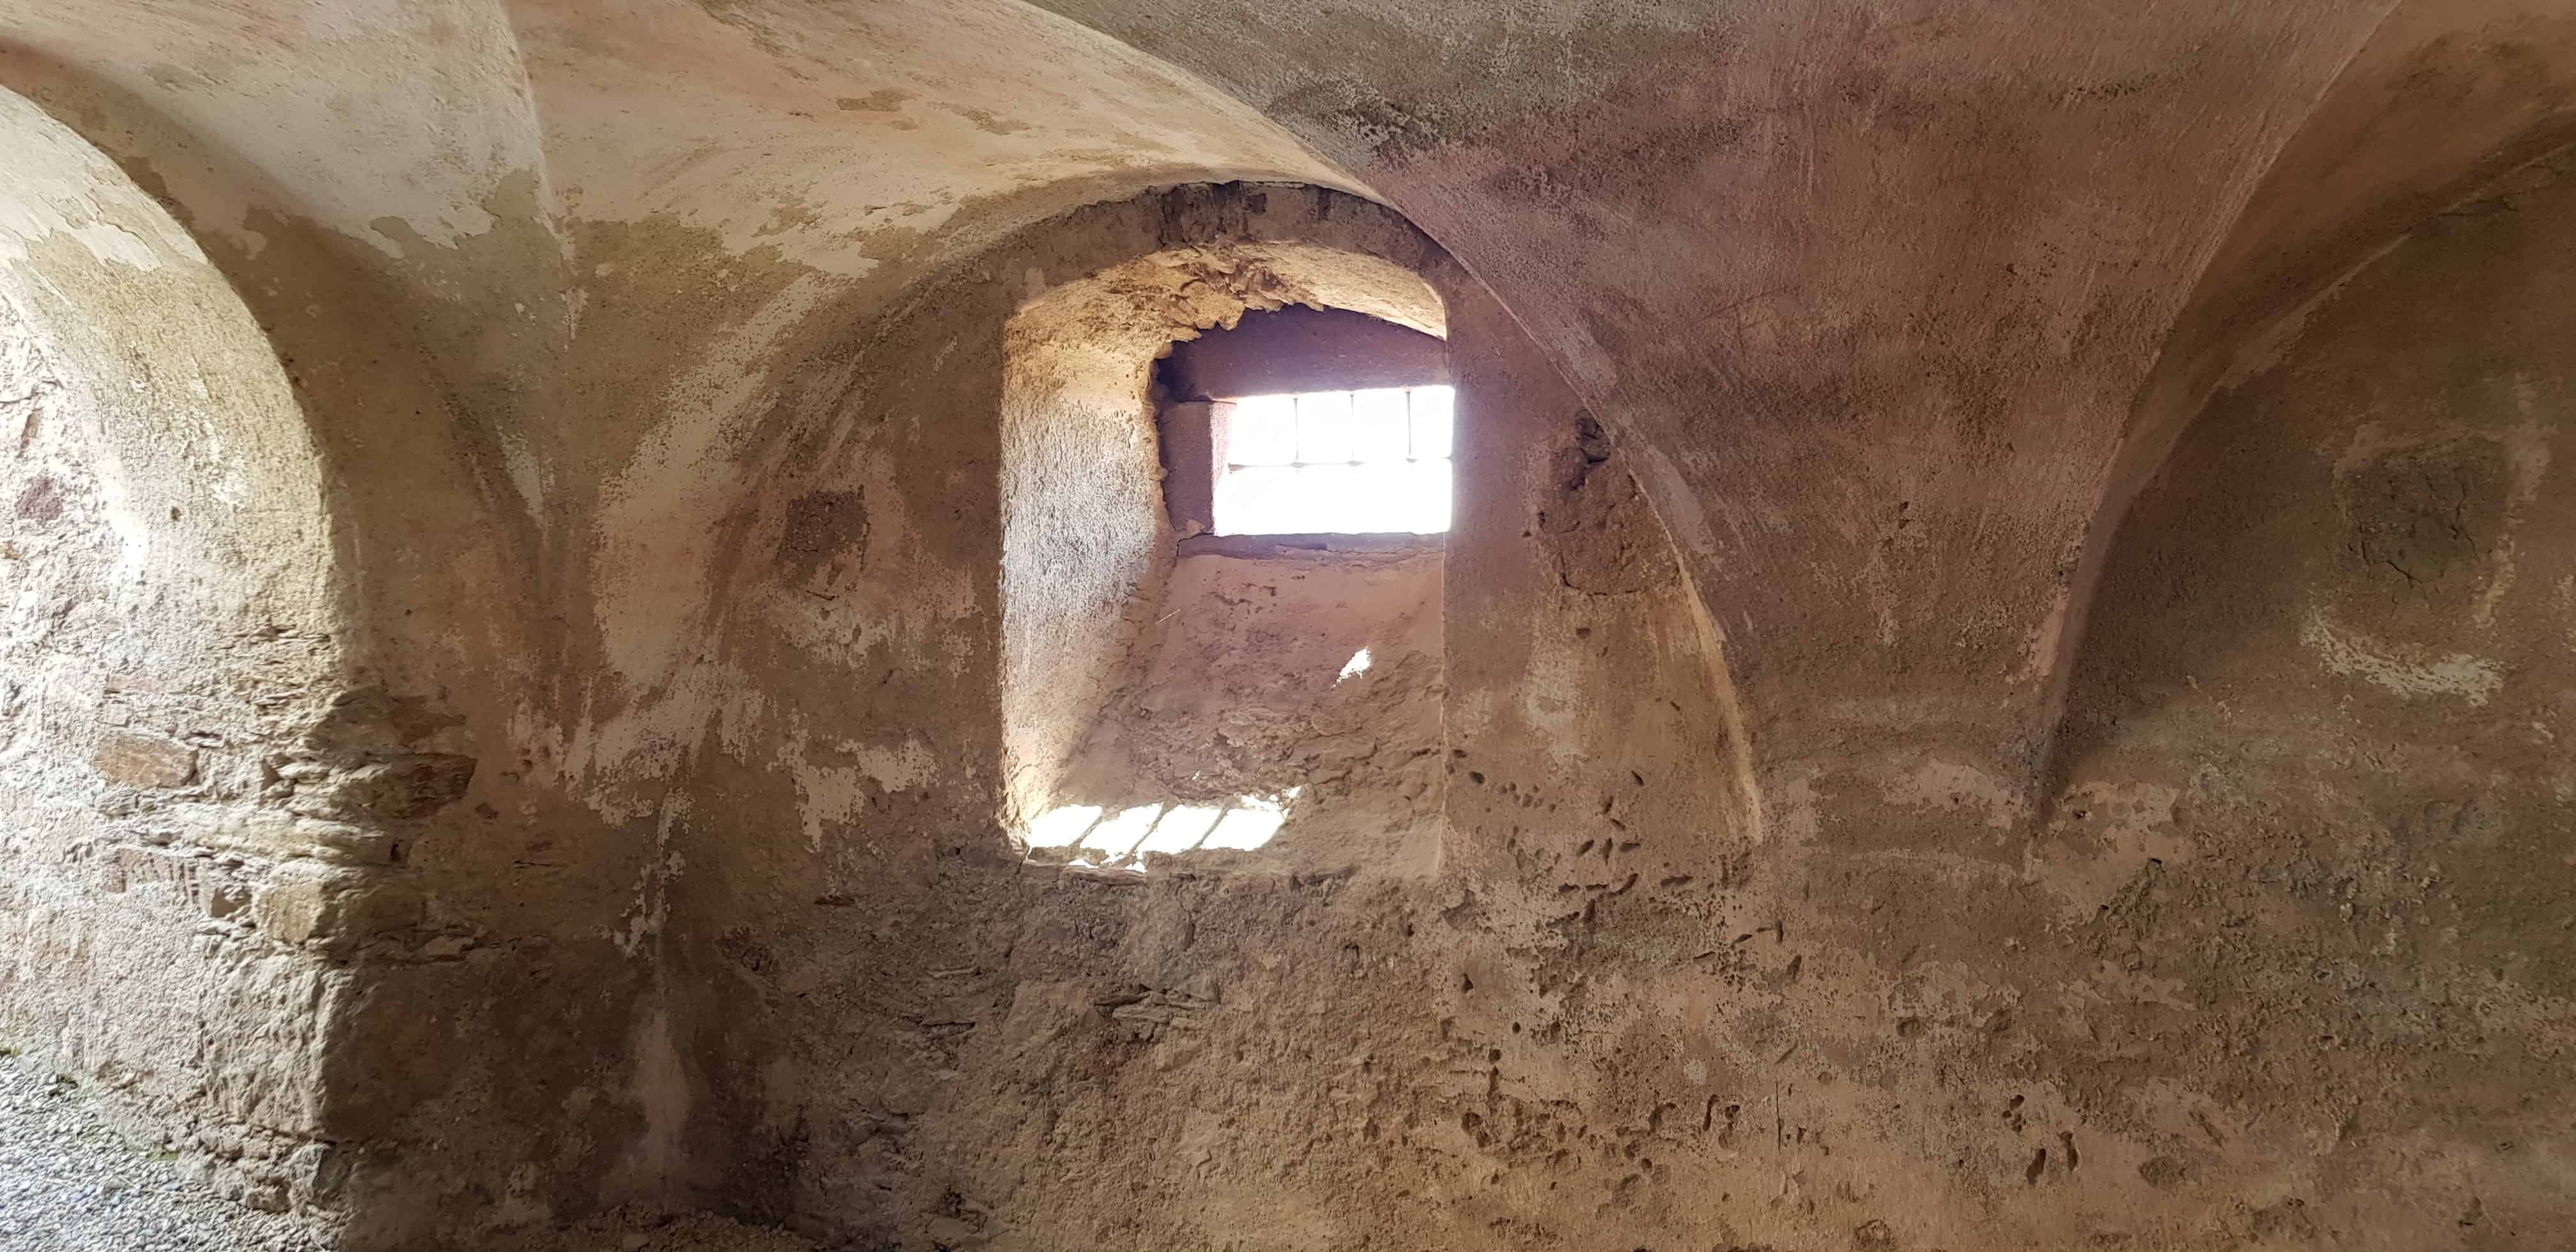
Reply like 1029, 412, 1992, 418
515, 0, 1372, 279
0, 0, 1362, 298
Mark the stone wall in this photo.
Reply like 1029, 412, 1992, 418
725, 242, 1767, 1248
663, 184, 1463, 1233
0, 80, 684, 1249
0, 88, 357, 1223
2044, 146, 2576, 1244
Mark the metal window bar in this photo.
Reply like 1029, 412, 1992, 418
1223, 386, 1450, 471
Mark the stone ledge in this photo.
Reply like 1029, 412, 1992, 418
1175, 532, 1445, 559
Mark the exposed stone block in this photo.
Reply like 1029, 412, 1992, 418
91, 731, 198, 788
252, 875, 333, 945
250, 867, 425, 945
268, 750, 477, 823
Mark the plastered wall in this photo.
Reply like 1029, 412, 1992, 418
0, 0, 2572, 1241
2043, 148, 2576, 1245
1046, 542, 1448, 874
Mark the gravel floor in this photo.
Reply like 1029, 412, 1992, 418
0, 1053, 331, 1252
0, 1052, 813, 1252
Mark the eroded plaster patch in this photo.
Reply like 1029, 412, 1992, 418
2300, 607, 2504, 705
2028, 781, 2189, 922
1882, 757, 2026, 831
0, 95, 191, 271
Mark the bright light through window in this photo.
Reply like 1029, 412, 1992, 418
1214, 386, 1452, 535
1021, 794, 1290, 861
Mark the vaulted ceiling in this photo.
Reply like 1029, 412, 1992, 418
4, 0, 2572, 780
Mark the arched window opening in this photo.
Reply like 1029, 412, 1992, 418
999, 225, 1452, 878
1210, 385, 1453, 535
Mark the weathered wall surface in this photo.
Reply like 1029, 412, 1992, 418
0, 79, 667, 1249
0, 0, 1375, 1237
2050, 0, 2576, 745
996, 207, 1450, 821
1025, 0, 2395, 787
775, 264, 1768, 1251
666, 200, 1667, 1248
998, 266, 1181, 822
1023, 0, 2576, 866
678, 155, 2576, 1251
1, 2, 2574, 1249
2046, 147, 2576, 1246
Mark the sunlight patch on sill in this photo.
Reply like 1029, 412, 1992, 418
1018, 792, 1291, 867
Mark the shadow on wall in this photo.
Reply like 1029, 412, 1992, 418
0, 74, 671, 1246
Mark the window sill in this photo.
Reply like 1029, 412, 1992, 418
1177, 532, 1448, 559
